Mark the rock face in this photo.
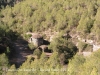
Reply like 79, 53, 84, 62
79, 39, 100, 52
70, 33, 100, 56
29, 33, 43, 46
82, 52, 92, 56
93, 44, 100, 51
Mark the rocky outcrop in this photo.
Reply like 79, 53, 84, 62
70, 33, 100, 56
82, 52, 92, 56
93, 44, 100, 51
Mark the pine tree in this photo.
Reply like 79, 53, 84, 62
90, 67, 98, 75
6, 65, 17, 75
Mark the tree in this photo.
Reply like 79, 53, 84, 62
6, 65, 16, 75
90, 67, 98, 75
39, 53, 48, 66
33, 49, 42, 59
46, 52, 60, 68
77, 15, 94, 34
67, 54, 85, 75
0, 53, 9, 75
49, 35, 78, 63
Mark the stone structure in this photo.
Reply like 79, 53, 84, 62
29, 33, 43, 46
39, 45, 48, 52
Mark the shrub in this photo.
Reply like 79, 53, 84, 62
24, 34, 32, 40
28, 43, 36, 50
78, 41, 93, 52
33, 49, 42, 59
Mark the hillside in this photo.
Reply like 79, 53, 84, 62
0, 0, 100, 75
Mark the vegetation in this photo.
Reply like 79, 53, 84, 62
28, 43, 36, 50
0, 0, 100, 39
67, 49, 100, 75
49, 35, 78, 64
78, 41, 93, 52
33, 48, 42, 59
0, 53, 9, 75
0, 0, 100, 75
0, 0, 99, 37
4, 49, 100, 75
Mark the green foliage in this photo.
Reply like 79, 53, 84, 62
49, 35, 77, 63
5, 47, 10, 56
78, 41, 93, 52
28, 43, 36, 50
0, 13, 4, 18
77, 16, 94, 34
0, 53, 9, 75
0, 0, 99, 35
92, 7, 100, 42
78, 41, 88, 52
0, 0, 100, 75
90, 67, 98, 75
33, 48, 42, 59
24, 34, 32, 40
46, 52, 59, 68
39, 53, 48, 66
6, 65, 16, 75
0, 53, 9, 67
67, 49, 100, 75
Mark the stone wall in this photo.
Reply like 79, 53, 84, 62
31, 37, 43, 46
70, 33, 100, 56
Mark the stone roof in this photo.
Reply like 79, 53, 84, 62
32, 33, 43, 39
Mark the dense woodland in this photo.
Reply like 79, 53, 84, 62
0, 0, 100, 75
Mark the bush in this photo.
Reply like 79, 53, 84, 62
28, 43, 36, 50
33, 49, 42, 59
0, 53, 9, 75
67, 54, 85, 75
24, 34, 32, 40
49, 35, 78, 64
0, 13, 4, 18
78, 41, 87, 52
78, 41, 93, 52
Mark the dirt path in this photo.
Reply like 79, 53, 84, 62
9, 39, 33, 68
